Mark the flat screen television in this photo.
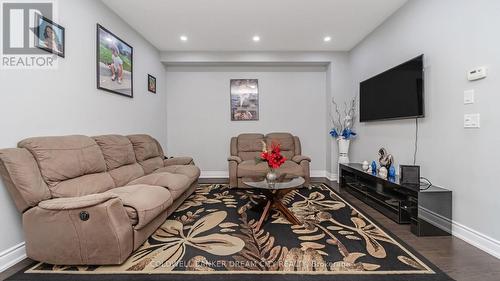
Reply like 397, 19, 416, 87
359, 55, 424, 122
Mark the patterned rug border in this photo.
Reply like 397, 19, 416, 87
17, 183, 455, 281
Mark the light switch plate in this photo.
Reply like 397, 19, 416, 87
464, 89, 475, 104
464, 113, 480, 128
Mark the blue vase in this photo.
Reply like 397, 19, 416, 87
388, 165, 396, 178
371, 161, 377, 175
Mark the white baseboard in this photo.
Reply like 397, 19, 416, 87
310, 170, 338, 181
200, 170, 228, 178
0, 242, 26, 273
200, 170, 338, 182
452, 221, 500, 260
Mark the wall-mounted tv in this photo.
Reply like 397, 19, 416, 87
359, 55, 424, 122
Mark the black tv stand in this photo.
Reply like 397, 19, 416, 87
339, 163, 452, 236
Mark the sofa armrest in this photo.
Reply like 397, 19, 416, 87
227, 155, 243, 164
24, 194, 133, 265
164, 156, 194, 166
38, 193, 118, 210
292, 155, 311, 163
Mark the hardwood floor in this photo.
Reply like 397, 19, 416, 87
329, 181, 500, 281
1, 180, 499, 281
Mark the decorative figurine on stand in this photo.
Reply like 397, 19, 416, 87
378, 148, 394, 169
370, 160, 377, 175
362, 160, 370, 171
379, 167, 388, 179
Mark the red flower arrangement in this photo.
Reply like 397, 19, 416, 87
259, 141, 286, 169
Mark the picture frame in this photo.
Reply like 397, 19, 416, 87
148, 74, 156, 93
96, 24, 133, 98
230, 79, 259, 121
34, 14, 65, 58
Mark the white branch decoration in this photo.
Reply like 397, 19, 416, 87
330, 97, 357, 139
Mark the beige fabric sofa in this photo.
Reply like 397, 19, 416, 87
228, 132, 311, 187
0, 134, 200, 265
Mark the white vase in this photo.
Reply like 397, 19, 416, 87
338, 138, 350, 164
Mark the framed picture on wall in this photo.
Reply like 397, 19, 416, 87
230, 79, 259, 121
148, 74, 156, 93
96, 24, 133, 98
34, 14, 65, 58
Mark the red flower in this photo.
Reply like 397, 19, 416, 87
260, 143, 286, 169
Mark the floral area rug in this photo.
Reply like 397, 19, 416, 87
22, 183, 454, 281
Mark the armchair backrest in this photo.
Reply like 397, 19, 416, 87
232, 133, 265, 161
265, 132, 299, 160
231, 132, 302, 161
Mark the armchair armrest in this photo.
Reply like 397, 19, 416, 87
164, 156, 194, 166
292, 155, 311, 163
227, 155, 243, 164
38, 193, 118, 210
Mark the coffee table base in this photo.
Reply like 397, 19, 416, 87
254, 189, 302, 231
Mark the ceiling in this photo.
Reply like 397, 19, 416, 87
101, 0, 407, 51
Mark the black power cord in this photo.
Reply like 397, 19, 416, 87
413, 118, 418, 165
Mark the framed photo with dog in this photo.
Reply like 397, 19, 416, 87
96, 24, 133, 98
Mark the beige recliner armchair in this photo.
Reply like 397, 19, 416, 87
0, 134, 200, 265
228, 132, 311, 187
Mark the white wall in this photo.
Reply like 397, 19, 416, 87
0, 0, 167, 269
161, 52, 353, 178
349, 0, 500, 257
165, 66, 326, 174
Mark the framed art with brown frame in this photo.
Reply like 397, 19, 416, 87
96, 23, 133, 98
34, 14, 65, 58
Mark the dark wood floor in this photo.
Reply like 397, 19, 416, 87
328, 181, 500, 281
1, 179, 499, 281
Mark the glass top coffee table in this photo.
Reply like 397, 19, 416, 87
243, 177, 305, 231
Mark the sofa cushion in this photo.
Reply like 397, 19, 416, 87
237, 134, 265, 152
128, 172, 191, 200
18, 135, 106, 187
238, 151, 261, 161
127, 135, 163, 162
0, 148, 51, 212
108, 163, 144, 187
138, 157, 164, 175
93, 135, 136, 170
154, 165, 200, 183
237, 160, 303, 178
38, 193, 118, 210
107, 185, 173, 230
163, 157, 194, 167
49, 172, 115, 198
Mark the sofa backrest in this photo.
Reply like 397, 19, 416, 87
127, 134, 165, 174
265, 132, 298, 160
0, 133, 167, 212
0, 148, 51, 212
18, 135, 115, 198
235, 133, 265, 161
93, 135, 144, 187
232, 132, 301, 161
